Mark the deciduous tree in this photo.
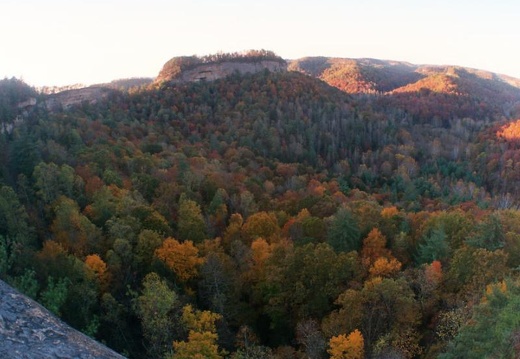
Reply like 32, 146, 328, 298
178, 197, 207, 243
135, 272, 178, 358
328, 329, 364, 359
155, 238, 203, 283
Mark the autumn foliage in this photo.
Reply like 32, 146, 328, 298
497, 119, 520, 141
2, 60, 520, 359
155, 238, 203, 283
328, 329, 364, 359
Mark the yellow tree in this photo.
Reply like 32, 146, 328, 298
180, 304, 221, 333
328, 329, 364, 359
172, 304, 223, 359
368, 257, 402, 278
173, 331, 221, 359
155, 238, 203, 283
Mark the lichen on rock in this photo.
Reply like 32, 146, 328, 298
0, 280, 125, 359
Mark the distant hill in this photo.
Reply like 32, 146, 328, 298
393, 65, 520, 100
288, 57, 422, 93
289, 57, 520, 95
289, 57, 520, 121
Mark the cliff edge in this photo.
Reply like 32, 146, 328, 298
0, 280, 125, 359
155, 50, 287, 84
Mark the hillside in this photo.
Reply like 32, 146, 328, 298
3, 51, 520, 358
290, 57, 520, 95
289, 57, 520, 133
289, 57, 422, 93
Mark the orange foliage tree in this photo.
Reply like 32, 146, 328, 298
328, 329, 364, 359
361, 228, 402, 277
85, 254, 109, 289
368, 257, 402, 278
155, 238, 203, 282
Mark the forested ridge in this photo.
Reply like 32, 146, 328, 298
2, 53, 520, 358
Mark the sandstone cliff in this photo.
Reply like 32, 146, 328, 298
0, 280, 125, 359
155, 53, 287, 84
44, 86, 115, 111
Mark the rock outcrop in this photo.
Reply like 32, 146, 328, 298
0, 280, 125, 359
162, 60, 287, 84
44, 87, 114, 111
155, 53, 287, 84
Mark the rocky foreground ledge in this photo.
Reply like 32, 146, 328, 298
0, 280, 125, 359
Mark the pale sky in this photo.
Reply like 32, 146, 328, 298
1, 0, 519, 86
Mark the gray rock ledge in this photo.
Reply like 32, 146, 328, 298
0, 280, 126, 359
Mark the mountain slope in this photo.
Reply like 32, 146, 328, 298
289, 57, 520, 119
5, 51, 520, 359
289, 57, 422, 93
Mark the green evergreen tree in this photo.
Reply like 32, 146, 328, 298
40, 276, 70, 316
416, 227, 450, 264
327, 208, 361, 253
440, 280, 520, 359
466, 214, 505, 251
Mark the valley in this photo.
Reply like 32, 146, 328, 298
1, 51, 520, 358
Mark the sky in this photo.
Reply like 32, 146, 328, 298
1, 0, 519, 87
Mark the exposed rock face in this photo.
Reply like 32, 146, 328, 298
0, 280, 125, 359
16, 98, 37, 109
155, 59, 287, 84
0, 116, 24, 135
44, 87, 114, 111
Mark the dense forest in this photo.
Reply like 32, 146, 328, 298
2, 52, 520, 358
